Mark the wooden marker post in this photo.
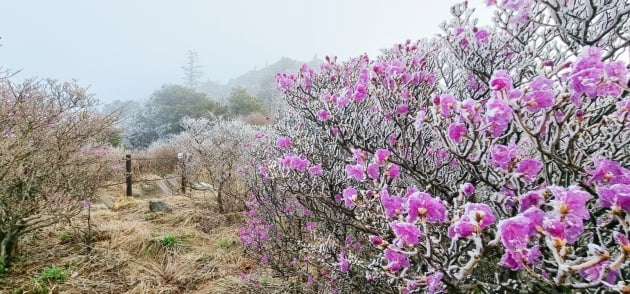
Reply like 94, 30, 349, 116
125, 154, 132, 196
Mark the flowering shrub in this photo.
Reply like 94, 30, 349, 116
0, 78, 116, 267
178, 118, 266, 212
240, 1, 630, 293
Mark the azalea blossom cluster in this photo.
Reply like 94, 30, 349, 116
240, 1, 629, 293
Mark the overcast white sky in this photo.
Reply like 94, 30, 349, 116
0, 0, 492, 103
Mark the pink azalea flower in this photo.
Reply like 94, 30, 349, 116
300, 64, 314, 91
381, 189, 406, 219
605, 60, 628, 84
342, 187, 358, 208
449, 203, 496, 238
439, 94, 458, 117
406, 192, 446, 223
529, 75, 554, 91
375, 149, 390, 164
518, 191, 544, 212
569, 47, 604, 99
413, 109, 426, 131
521, 207, 545, 235
543, 218, 566, 241
280, 154, 309, 171
587, 158, 630, 185
515, 158, 543, 182
460, 99, 481, 122
498, 208, 544, 271
523, 76, 555, 112
549, 213, 585, 244
548, 185, 590, 220
290, 156, 309, 171
345, 164, 366, 181
597, 184, 630, 213
448, 221, 475, 239
485, 98, 513, 137
490, 70, 513, 91
490, 141, 518, 170
390, 221, 421, 247
308, 164, 323, 176
331, 127, 340, 137
276, 73, 295, 92
460, 183, 475, 197
498, 215, 534, 251
388, 134, 398, 147
500, 246, 542, 271
351, 148, 367, 164
280, 155, 292, 167
454, 26, 466, 36
276, 137, 292, 149
599, 61, 628, 97
475, 29, 490, 44
338, 251, 350, 273
614, 232, 630, 250
615, 99, 630, 120
386, 164, 400, 179
317, 109, 330, 121
402, 280, 418, 294
367, 163, 380, 180
464, 203, 497, 230
508, 88, 523, 100
353, 83, 367, 103
448, 123, 468, 143
338, 95, 351, 109
396, 104, 409, 115
579, 261, 618, 284
306, 222, 315, 232
384, 249, 410, 272
425, 271, 445, 294
369, 235, 386, 247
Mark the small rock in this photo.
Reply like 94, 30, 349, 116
149, 201, 171, 212
99, 195, 115, 209
192, 182, 215, 191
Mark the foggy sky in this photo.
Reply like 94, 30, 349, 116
0, 0, 492, 103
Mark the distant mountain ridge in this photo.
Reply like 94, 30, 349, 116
199, 57, 322, 106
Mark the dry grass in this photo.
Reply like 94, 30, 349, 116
0, 183, 290, 293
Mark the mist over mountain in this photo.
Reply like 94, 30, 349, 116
200, 56, 322, 106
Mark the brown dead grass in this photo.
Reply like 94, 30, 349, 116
0, 181, 290, 294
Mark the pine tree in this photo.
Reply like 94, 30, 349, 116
182, 50, 203, 89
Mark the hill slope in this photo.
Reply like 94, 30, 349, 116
200, 57, 322, 107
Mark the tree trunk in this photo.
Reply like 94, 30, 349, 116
0, 230, 18, 271
217, 181, 225, 213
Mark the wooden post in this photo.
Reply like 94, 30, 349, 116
125, 154, 132, 196
181, 157, 187, 194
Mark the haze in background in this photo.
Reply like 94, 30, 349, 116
0, 0, 492, 103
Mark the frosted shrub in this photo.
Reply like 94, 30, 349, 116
240, 1, 629, 293
180, 118, 266, 212
0, 79, 116, 268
